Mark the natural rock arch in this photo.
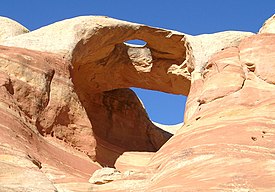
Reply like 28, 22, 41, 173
2, 15, 274, 192
1, 16, 252, 96
0, 16, 252, 166
2, 16, 252, 95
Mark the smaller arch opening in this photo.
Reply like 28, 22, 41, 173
124, 39, 147, 47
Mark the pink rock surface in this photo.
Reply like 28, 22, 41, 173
146, 33, 275, 191
0, 14, 274, 191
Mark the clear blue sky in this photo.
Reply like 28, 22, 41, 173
1, 1, 275, 124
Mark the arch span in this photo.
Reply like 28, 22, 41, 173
1, 16, 253, 166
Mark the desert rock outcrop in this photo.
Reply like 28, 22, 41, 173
0, 14, 274, 192
259, 14, 275, 34
0, 17, 29, 42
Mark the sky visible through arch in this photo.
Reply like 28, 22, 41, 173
1, 0, 275, 125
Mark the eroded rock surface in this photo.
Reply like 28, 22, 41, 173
0, 17, 29, 42
0, 14, 274, 192
89, 167, 122, 184
147, 33, 275, 191
259, 14, 275, 34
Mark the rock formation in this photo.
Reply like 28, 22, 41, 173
0, 14, 274, 191
0, 17, 29, 41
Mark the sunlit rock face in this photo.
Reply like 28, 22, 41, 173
0, 14, 274, 192
147, 33, 275, 191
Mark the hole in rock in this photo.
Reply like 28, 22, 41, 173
131, 87, 187, 129
70, 42, 188, 167
77, 87, 187, 167
124, 39, 147, 46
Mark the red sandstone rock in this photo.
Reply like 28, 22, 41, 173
146, 33, 275, 192
115, 152, 154, 173
1, 14, 274, 192
0, 46, 101, 191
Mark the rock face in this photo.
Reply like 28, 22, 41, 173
147, 33, 275, 191
89, 167, 122, 184
0, 46, 101, 192
0, 17, 29, 41
0, 15, 274, 192
259, 14, 275, 33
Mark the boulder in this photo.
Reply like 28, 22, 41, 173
89, 167, 122, 184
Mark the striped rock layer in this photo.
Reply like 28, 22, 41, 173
0, 14, 274, 191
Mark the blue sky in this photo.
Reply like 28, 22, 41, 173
1, 1, 275, 124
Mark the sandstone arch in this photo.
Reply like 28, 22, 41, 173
0, 16, 252, 166
1, 16, 252, 95
2, 15, 271, 192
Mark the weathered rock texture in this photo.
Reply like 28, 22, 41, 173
0, 14, 274, 191
0, 17, 29, 41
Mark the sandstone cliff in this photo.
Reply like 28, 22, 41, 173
0, 14, 274, 191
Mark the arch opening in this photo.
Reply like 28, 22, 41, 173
124, 39, 147, 46
68, 19, 191, 167
75, 87, 180, 167
131, 87, 186, 134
